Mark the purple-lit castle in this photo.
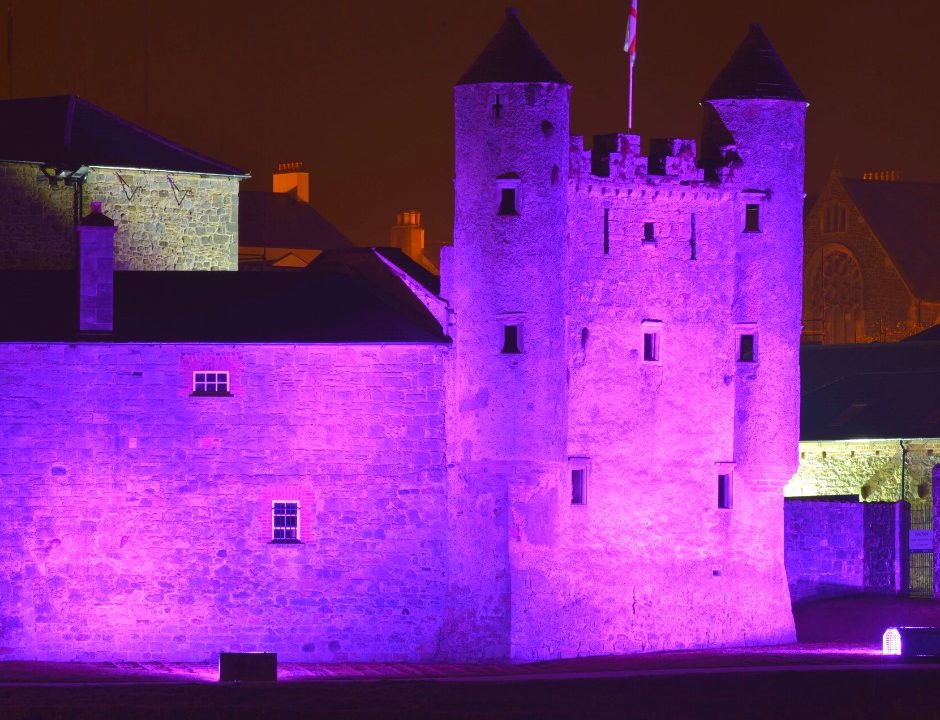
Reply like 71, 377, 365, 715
0, 12, 805, 662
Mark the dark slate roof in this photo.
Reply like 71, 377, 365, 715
703, 25, 805, 102
801, 343, 940, 441
841, 178, 940, 301
0, 263, 446, 344
238, 192, 354, 250
457, 8, 567, 85
310, 247, 440, 296
0, 95, 245, 176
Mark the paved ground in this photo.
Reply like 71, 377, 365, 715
3, 595, 940, 719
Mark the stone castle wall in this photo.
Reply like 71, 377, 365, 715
784, 498, 906, 602
0, 162, 239, 271
0, 342, 447, 661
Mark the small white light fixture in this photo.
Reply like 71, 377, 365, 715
882, 627, 901, 656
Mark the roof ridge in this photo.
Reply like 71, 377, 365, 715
69, 94, 246, 176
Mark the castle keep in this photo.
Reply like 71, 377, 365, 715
0, 13, 806, 661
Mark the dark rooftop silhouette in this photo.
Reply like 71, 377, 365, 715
457, 8, 568, 86
801, 342, 940, 441
239, 191, 354, 251
0, 95, 245, 176
0, 249, 446, 343
704, 24, 806, 102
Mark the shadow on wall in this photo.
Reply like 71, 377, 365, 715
784, 498, 908, 604
0, 165, 76, 269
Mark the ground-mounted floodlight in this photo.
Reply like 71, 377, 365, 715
219, 652, 278, 682
883, 627, 940, 657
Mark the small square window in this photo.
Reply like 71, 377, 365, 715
571, 469, 586, 505
745, 204, 760, 232
272, 501, 300, 543
643, 222, 655, 243
498, 187, 517, 215
502, 324, 522, 354
192, 370, 230, 396
738, 334, 756, 363
718, 474, 733, 509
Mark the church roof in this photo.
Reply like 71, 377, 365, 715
239, 192, 354, 251
457, 8, 567, 85
0, 95, 245, 176
801, 342, 940, 441
840, 178, 940, 302
703, 25, 805, 102
0, 251, 447, 343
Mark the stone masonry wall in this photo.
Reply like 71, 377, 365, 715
0, 342, 446, 661
0, 162, 239, 271
784, 498, 906, 602
788, 439, 939, 505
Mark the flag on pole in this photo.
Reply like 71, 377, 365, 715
624, 0, 637, 64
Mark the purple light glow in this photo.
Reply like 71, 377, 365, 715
883, 627, 902, 656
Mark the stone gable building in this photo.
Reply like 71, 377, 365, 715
0, 13, 806, 662
0, 94, 245, 271
803, 171, 940, 344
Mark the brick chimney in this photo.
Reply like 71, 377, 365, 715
78, 201, 116, 334
390, 210, 425, 263
273, 161, 310, 203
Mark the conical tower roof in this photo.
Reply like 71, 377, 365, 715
457, 8, 567, 86
703, 24, 805, 102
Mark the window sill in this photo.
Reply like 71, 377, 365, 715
270, 539, 303, 545
742, 229, 762, 234
190, 392, 234, 398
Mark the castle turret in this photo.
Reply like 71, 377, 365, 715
440, 8, 570, 660
702, 25, 806, 635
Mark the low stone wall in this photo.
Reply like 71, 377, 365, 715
784, 497, 907, 603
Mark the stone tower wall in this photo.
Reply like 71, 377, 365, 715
442, 79, 570, 660
0, 163, 239, 271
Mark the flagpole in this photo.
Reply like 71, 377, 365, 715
625, 0, 637, 132
628, 56, 634, 130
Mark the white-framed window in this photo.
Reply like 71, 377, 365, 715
735, 324, 758, 364
569, 457, 590, 506
192, 370, 230, 396
272, 501, 300, 543
641, 320, 662, 363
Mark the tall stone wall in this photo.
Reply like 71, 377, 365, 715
0, 342, 447, 661
784, 498, 907, 602
0, 163, 239, 271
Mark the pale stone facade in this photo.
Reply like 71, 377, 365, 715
0, 162, 240, 271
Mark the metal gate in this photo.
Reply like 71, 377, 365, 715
909, 503, 934, 598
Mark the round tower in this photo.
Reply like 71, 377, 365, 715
702, 23, 807, 482
440, 8, 570, 660
701, 24, 806, 643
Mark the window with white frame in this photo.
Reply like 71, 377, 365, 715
641, 320, 662, 363
192, 371, 230, 395
272, 501, 300, 542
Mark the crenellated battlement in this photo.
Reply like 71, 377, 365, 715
569, 133, 708, 188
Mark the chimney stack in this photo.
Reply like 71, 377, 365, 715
78, 201, 116, 334
390, 210, 425, 263
273, 161, 310, 203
